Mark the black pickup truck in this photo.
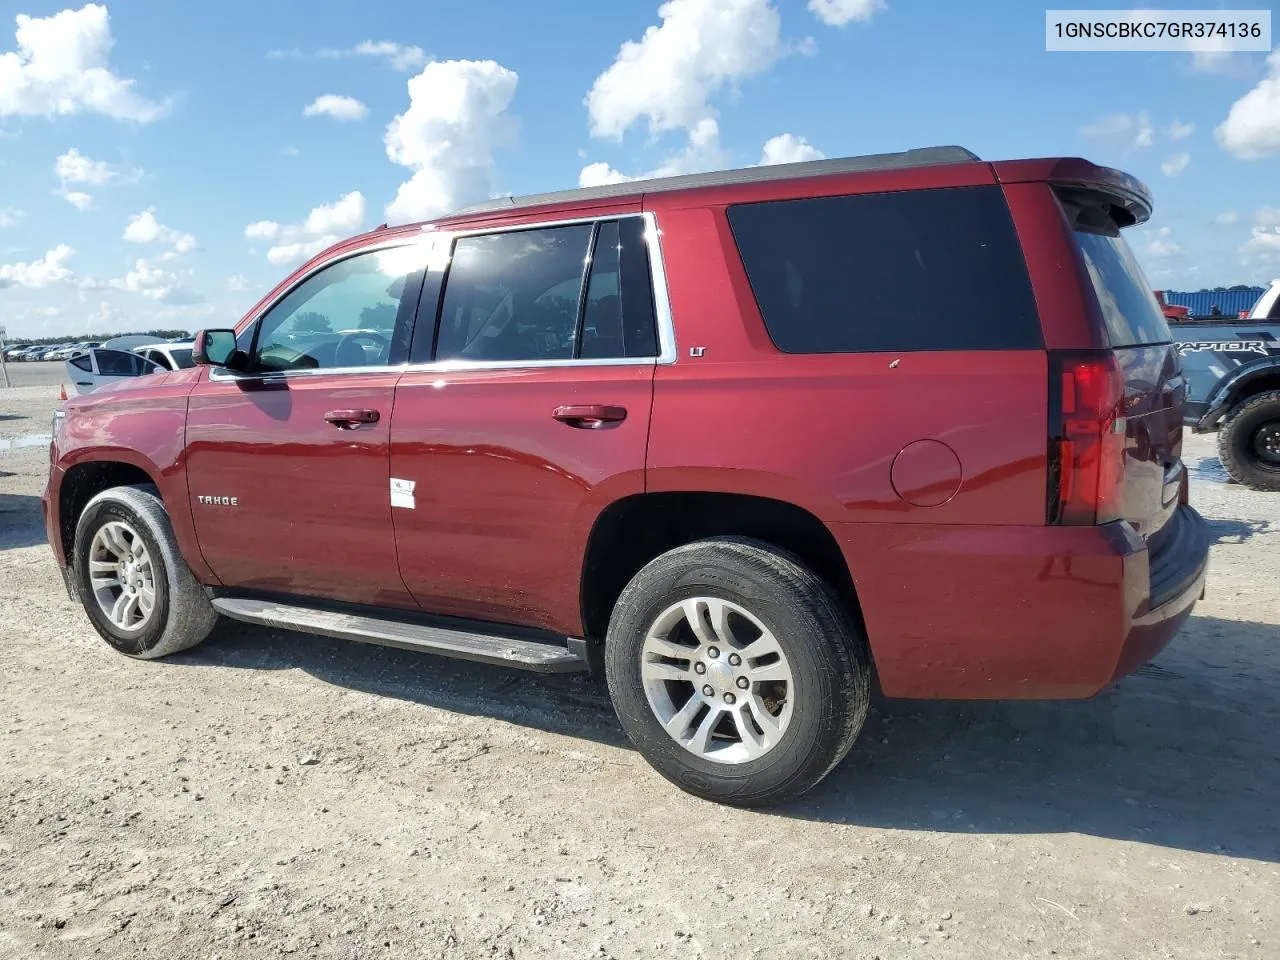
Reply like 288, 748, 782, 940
1174, 279, 1280, 490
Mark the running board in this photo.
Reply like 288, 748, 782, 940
210, 597, 590, 674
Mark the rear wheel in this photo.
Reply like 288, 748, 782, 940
73, 485, 219, 658
604, 537, 870, 807
1218, 390, 1280, 492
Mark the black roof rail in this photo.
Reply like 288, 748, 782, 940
451, 146, 980, 217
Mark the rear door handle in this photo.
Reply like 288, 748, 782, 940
324, 408, 380, 429
552, 404, 627, 429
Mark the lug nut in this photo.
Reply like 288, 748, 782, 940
724, 693, 736, 705
702, 684, 714, 698
707, 647, 720, 659
736, 676, 749, 689
728, 653, 741, 666
694, 662, 706, 674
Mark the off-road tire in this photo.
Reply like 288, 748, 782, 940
1218, 390, 1280, 492
604, 537, 870, 807
73, 484, 219, 658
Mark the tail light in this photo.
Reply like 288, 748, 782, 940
1047, 351, 1126, 525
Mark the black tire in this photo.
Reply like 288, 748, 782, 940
604, 537, 870, 807
1218, 390, 1280, 492
72, 484, 219, 659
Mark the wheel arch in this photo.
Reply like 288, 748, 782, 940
578, 490, 867, 654
1199, 357, 1280, 431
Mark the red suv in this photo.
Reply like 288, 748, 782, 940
44, 147, 1209, 806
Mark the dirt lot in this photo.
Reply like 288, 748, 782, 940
1, 383, 1277, 960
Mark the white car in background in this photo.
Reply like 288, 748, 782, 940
64, 341, 195, 394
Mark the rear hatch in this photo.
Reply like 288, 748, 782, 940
1060, 190, 1184, 550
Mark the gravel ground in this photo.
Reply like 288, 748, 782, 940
1, 384, 1277, 960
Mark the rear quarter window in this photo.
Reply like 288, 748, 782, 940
727, 185, 1042, 354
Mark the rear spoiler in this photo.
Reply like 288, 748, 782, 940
993, 158, 1152, 226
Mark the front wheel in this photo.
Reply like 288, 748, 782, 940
1218, 390, 1280, 492
604, 537, 870, 807
73, 485, 219, 659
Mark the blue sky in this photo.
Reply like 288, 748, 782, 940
0, 0, 1277, 339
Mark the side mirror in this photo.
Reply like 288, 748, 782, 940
192, 329, 245, 369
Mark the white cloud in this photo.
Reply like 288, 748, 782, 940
1080, 111, 1154, 150
1160, 151, 1190, 177
1241, 208, 1280, 266
109, 256, 202, 303
60, 189, 93, 210
759, 132, 825, 165
585, 0, 784, 139
579, 117, 727, 186
322, 40, 427, 71
1144, 226, 1182, 258
0, 244, 74, 288
0, 3, 167, 122
1167, 119, 1194, 141
1216, 51, 1280, 160
0, 207, 22, 227
274, 41, 428, 72
383, 59, 518, 223
1214, 210, 1239, 226
303, 94, 368, 122
123, 208, 196, 253
19, 304, 61, 321
54, 147, 116, 185
245, 191, 366, 264
225, 274, 248, 292
808, 0, 885, 26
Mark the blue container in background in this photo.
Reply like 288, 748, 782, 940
1160, 288, 1266, 317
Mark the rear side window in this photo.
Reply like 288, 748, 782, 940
430, 217, 659, 363
727, 185, 1042, 354
1062, 194, 1172, 348
69, 354, 92, 372
94, 350, 156, 376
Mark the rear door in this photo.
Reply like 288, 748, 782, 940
389, 213, 663, 635
1065, 197, 1184, 544
184, 243, 428, 608
66, 349, 161, 394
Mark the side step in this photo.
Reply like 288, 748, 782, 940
210, 597, 590, 674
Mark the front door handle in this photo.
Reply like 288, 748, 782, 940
552, 404, 627, 429
324, 408, 380, 429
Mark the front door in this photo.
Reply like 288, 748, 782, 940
185, 243, 428, 608
390, 214, 665, 635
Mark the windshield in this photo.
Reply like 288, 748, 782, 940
1073, 228, 1173, 348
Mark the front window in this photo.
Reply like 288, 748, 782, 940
249, 246, 428, 372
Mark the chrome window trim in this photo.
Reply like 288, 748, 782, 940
211, 210, 676, 383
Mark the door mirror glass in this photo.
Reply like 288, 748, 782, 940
193, 329, 241, 367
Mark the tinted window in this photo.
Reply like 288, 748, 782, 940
141, 349, 171, 370
70, 354, 92, 372
250, 246, 427, 372
579, 218, 659, 360
1073, 230, 1172, 347
580, 221, 622, 360
95, 350, 156, 376
436, 225, 592, 362
169, 348, 195, 369
728, 186, 1042, 353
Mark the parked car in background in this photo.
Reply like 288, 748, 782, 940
44, 148, 1209, 806
1175, 279, 1280, 490
3, 344, 34, 361
133, 341, 196, 371
64, 348, 163, 394
36, 343, 71, 361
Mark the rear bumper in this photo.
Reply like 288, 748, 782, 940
832, 505, 1209, 699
